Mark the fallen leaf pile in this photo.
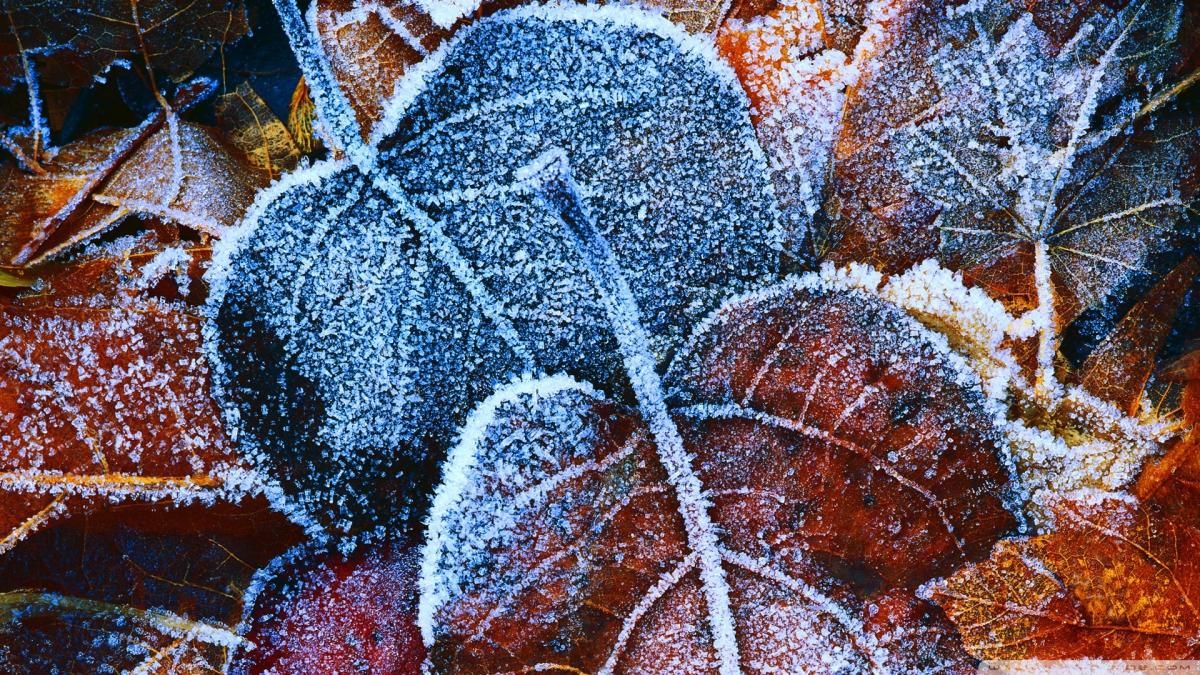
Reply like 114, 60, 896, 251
0, 0, 1196, 671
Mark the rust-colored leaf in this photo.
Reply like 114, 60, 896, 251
926, 496, 1200, 661
1078, 256, 1199, 416
421, 277, 1015, 672
314, 0, 453, 134
232, 538, 423, 674
0, 237, 243, 556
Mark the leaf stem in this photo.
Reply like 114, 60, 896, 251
524, 149, 743, 675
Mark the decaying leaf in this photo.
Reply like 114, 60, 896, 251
925, 495, 1200, 661
231, 538, 423, 673
215, 82, 301, 179
287, 78, 321, 154
717, 0, 907, 257
0, 500, 302, 673
209, 5, 781, 534
419, 272, 1015, 671
2, 81, 269, 266
0, 236, 246, 556
0, 0, 249, 153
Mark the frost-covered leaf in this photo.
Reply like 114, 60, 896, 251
231, 538, 423, 674
826, 0, 1198, 329
717, 0, 907, 257
209, 5, 781, 533
313, 0, 455, 135
0, 237, 250, 555
0, 499, 301, 673
419, 275, 1015, 672
215, 82, 302, 180
924, 495, 1200, 661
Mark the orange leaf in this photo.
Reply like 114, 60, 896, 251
0, 237, 243, 554
925, 496, 1200, 661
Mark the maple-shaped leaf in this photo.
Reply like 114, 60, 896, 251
826, 0, 1197, 336
230, 538, 423, 673
419, 266, 1015, 671
0, 499, 302, 672
0, 0, 249, 152
0, 236, 252, 555
924, 495, 1200, 661
208, 4, 781, 533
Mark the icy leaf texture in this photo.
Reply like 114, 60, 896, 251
215, 82, 302, 180
924, 495, 1200, 660
3, 108, 269, 265
0, 500, 302, 673
0, 237, 251, 556
828, 0, 1197, 325
209, 5, 781, 533
420, 275, 1015, 672
231, 538, 423, 674
313, 0, 453, 134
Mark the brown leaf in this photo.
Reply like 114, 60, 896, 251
825, 0, 1198, 330
421, 279, 1016, 672
215, 81, 301, 180
314, 0, 452, 134
1078, 256, 1199, 416
0, 0, 248, 138
0, 237, 242, 556
3, 110, 268, 266
925, 496, 1200, 661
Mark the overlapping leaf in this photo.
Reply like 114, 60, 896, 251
208, 5, 782, 533
0, 500, 302, 673
420, 276, 1016, 672
0, 236, 245, 555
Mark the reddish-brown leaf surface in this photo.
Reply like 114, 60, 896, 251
421, 278, 1015, 672
313, 0, 453, 135
925, 496, 1200, 661
0, 235, 241, 556
0, 499, 302, 673
232, 538, 424, 674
